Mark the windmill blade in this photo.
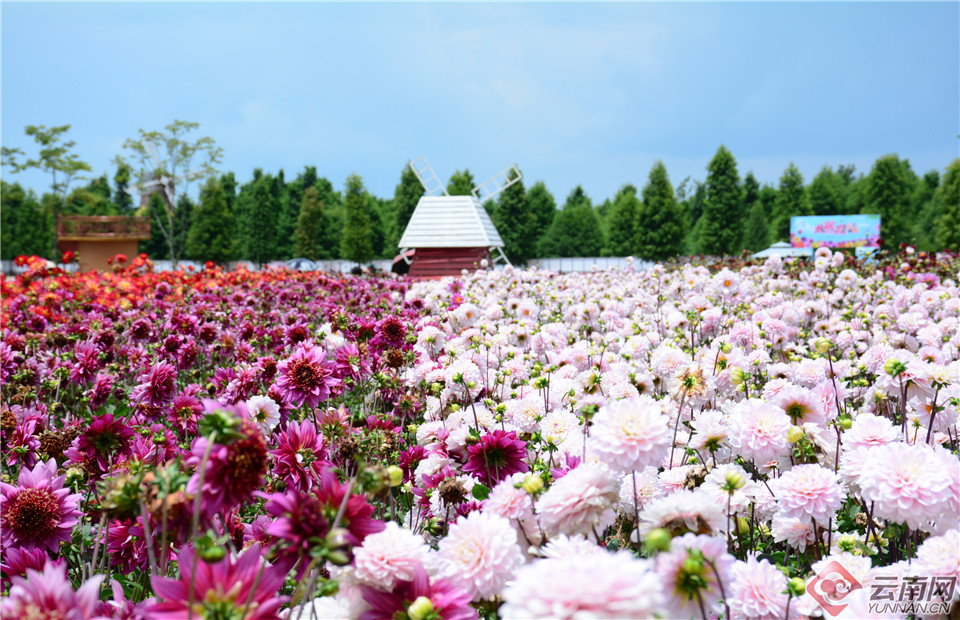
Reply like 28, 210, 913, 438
409, 156, 448, 196
146, 142, 163, 169
472, 165, 522, 202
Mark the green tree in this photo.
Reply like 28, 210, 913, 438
236, 170, 280, 266
682, 181, 706, 254
392, 165, 425, 250
0, 181, 54, 259
2, 124, 92, 252
118, 120, 221, 267
140, 193, 194, 260
914, 171, 942, 250
365, 196, 388, 259
808, 166, 844, 216
772, 163, 812, 242
186, 178, 235, 264
862, 154, 916, 248
340, 174, 374, 264
606, 184, 640, 256
742, 199, 771, 252
113, 162, 134, 213
698, 145, 742, 255
525, 181, 556, 256
935, 159, 960, 250
537, 186, 604, 257
447, 169, 475, 196
277, 166, 319, 259
492, 171, 535, 264
638, 161, 685, 260
294, 186, 336, 260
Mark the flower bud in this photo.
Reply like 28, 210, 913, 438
521, 474, 543, 494
729, 367, 745, 385
645, 527, 672, 552
884, 358, 906, 377
719, 342, 732, 354
199, 546, 226, 563
838, 417, 852, 431
723, 470, 746, 492
387, 465, 404, 487
408, 596, 435, 620
682, 554, 704, 576
786, 426, 805, 444
788, 577, 807, 597
736, 516, 750, 536
449, 403, 460, 413
814, 338, 831, 355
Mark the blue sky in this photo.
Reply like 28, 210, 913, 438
2, 2, 957, 205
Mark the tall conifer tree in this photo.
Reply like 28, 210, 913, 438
638, 162, 685, 260
698, 145, 742, 255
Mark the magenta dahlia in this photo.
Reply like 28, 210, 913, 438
0, 562, 103, 620
462, 430, 529, 487
275, 342, 341, 409
0, 547, 64, 587
69, 413, 134, 475
360, 565, 478, 620
144, 545, 287, 620
270, 419, 331, 491
0, 459, 83, 553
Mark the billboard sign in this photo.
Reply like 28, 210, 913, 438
790, 215, 881, 249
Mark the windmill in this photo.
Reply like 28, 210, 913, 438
135, 143, 205, 212
397, 157, 521, 277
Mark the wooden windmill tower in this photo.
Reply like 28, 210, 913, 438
398, 157, 520, 278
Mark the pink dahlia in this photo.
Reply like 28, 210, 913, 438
535, 461, 620, 537
915, 529, 960, 601
842, 413, 899, 450
774, 385, 827, 427
69, 341, 101, 385
144, 545, 287, 620
274, 342, 340, 409
270, 419, 331, 491
130, 360, 178, 408
656, 533, 736, 620
435, 511, 525, 601
354, 522, 431, 590
0, 459, 82, 552
0, 562, 103, 620
728, 556, 789, 620
590, 395, 671, 473
360, 566, 477, 620
500, 552, 664, 619
857, 442, 954, 529
728, 399, 791, 466
774, 464, 844, 527
462, 429, 529, 486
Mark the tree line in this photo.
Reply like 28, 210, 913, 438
3, 124, 959, 265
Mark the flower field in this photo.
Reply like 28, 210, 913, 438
1, 249, 958, 619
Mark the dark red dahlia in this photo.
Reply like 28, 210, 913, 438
375, 315, 407, 348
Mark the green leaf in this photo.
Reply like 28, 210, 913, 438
472, 483, 490, 501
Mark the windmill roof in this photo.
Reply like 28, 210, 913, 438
398, 196, 505, 249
